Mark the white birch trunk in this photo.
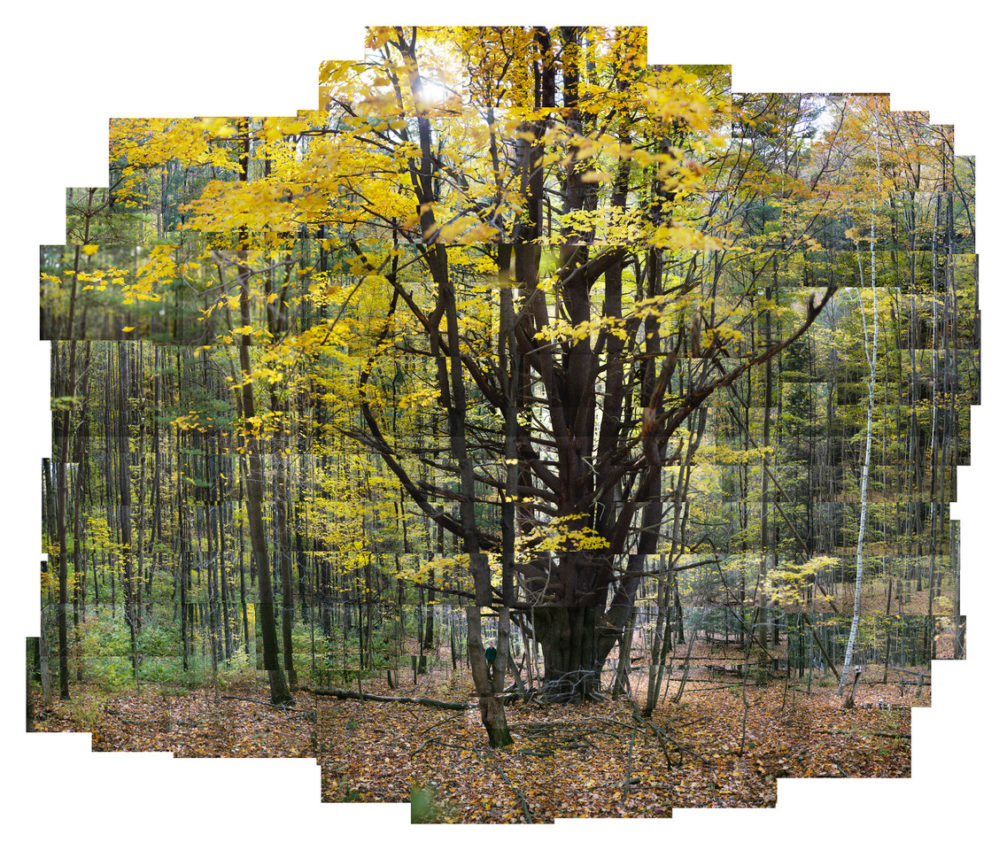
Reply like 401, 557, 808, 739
838, 122, 880, 696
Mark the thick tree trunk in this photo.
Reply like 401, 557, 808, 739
532, 605, 602, 700
466, 607, 513, 747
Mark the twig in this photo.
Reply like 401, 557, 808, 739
416, 713, 466, 738
410, 737, 475, 757
622, 719, 638, 804
481, 750, 534, 823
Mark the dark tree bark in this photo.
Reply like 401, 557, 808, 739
116, 342, 139, 677
236, 118, 291, 705
274, 451, 297, 688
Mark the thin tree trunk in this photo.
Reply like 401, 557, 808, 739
38, 604, 53, 706
116, 343, 139, 678
275, 453, 297, 687
236, 118, 291, 706
839, 125, 880, 695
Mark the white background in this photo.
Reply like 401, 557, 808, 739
2, 2, 1002, 847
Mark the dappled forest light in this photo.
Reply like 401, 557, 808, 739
31, 25, 975, 822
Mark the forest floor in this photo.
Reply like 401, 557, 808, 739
30, 645, 921, 823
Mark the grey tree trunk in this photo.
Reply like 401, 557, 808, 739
839, 124, 880, 696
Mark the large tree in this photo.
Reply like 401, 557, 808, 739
295, 28, 847, 701
46, 29, 963, 740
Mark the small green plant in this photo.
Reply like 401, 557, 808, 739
216, 649, 257, 690
66, 693, 108, 729
410, 784, 438, 823
138, 656, 186, 683
410, 783, 459, 823
90, 657, 133, 693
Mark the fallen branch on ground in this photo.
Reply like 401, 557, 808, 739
816, 728, 910, 740
219, 694, 316, 718
310, 687, 469, 711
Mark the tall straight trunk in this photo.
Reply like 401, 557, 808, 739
135, 341, 146, 621
117, 343, 139, 677
908, 292, 921, 566
839, 127, 880, 695
923, 199, 941, 657
270, 394, 296, 687
643, 567, 670, 714
236, 118, 291, 705
54, 198, 97, 696
952, 520, 964, 658
26, 640, 35, 731
238, 469, 250, 656
612, 604, 636, 698
756, 262, 775, 653
496, 244, 518, 697
71, 343, 92, 682
105, 410, 117, 618
395, 28, 511, 745
204, 501, 221, 662
55, 343, 78, 697
423, 584, 435, 651
38, 588, 54, 706
642, 411, 704, 715
294, 501, 309, 622
239, 292, 290, 704
180, 540, 189, 672
217, 474, 233, 661
416, 597, 427, 676
150, 345, 162, 615
175, 363, 190, 671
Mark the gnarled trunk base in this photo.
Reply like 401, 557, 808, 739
533, 606, 616, 701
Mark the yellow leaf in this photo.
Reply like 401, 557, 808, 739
121, 326, 134, 333
81, 244, 99, 256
